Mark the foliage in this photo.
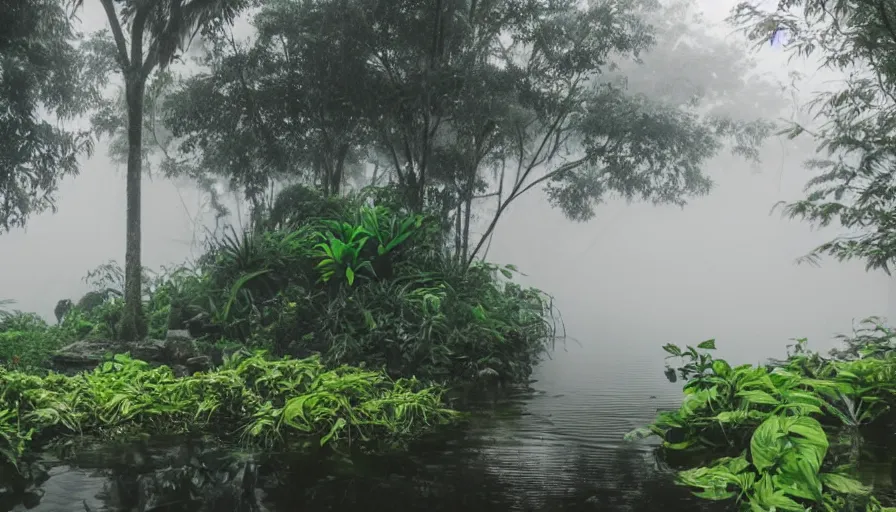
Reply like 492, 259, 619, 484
0, 0, 101, 231
160, 0, 774, 264
628, 323, 896, 511
179, 192, 557, 386
4, 190, 554, 391
0, 350, 458, 473
729, 0, 896, 272
0, 311, 79, 372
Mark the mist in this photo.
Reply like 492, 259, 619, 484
3, 0, 882, 358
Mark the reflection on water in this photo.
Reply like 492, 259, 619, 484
0, 351, 729, 512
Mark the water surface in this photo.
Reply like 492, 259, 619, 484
4, 348, 730, 512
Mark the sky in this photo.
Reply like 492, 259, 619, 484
0, 0, 889, 362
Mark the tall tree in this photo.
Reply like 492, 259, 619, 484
731, 0, 896, 272
346, 0, 774, 263
0, 0, 100, 231
161, 0, 776, 264
74, 0, 246, 340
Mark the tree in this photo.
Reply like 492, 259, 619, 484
73, 0, 247, 340
0, 0, 100, 231
160, 0, 374, 212
161, 0, 776, 264
731, 0, 896, 272
346, 0, 774, 263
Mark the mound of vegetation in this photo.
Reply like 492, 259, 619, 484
628, 320, 896, 512
28, 187, 557, 388
0, 350, 457, 472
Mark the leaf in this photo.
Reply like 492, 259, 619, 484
664, 366, 677, 383
820, 473, 871, 495
321, 417, 347, 446
345, 267, 355, 286
662, 344, 682, 357
697, 339, 716, 350
711, 359, 731, 377
737, 390, 781, 406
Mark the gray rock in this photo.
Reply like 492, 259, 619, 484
163, 336, 198, 362
165, 329, 192, 342
51, 335, 203, 377
186, 355, 212, 373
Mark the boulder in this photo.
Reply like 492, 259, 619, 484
50, 330, 204, 376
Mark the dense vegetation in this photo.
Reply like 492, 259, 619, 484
631, 1, 896, 510
0, 351, 456, 471
0, 187, 553, 468
16, 188, 554, 386
630, 322, 896, 511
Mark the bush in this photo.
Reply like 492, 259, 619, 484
0, 312, 76, 372
179, 191, 558, 386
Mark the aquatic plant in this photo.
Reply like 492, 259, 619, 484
0, 351, 459, 473
628, 325, 896, 511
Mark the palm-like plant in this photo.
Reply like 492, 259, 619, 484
69, 0, 249, 340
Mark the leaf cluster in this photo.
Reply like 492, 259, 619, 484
629, 325, 896, 511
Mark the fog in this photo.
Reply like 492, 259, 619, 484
0, 0, 888, 363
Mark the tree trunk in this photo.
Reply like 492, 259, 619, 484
462, 191, 473, 262
454, 199, 462, 261
332, 143, 349, 197
118, 78, 148, 341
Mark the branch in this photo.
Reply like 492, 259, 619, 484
98, 0, 130, 70
466, 154, 591, 265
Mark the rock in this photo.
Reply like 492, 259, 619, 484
165, 329, 192, 342
129, 339, 167, 362
186, 355, 212, 373
164, 336, 198, 362
50, 331, 203, 377
51, 340, 132, 375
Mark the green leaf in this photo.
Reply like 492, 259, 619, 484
321, 417, 347, 446
820, 473, 871, 495
662, 344, 682, 357
345, 267, 355, 285
737, 390, 780, 406
697, 339, 716, 350
711, 359, 731, 377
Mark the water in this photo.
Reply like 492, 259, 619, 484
0, 348, 730, 512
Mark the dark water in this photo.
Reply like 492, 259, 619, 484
0, 349, 729, 512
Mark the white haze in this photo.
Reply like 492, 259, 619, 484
0, 0, 889, 367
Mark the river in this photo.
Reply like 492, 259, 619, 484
0, 344, 739, 512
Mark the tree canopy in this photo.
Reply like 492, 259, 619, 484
157, 0, 775, 263
0, 0, 100, 232
731, 0, 896, 272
